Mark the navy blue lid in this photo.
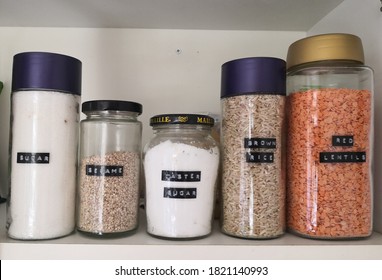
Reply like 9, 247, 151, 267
221, 57, 286, 98
12, 52, 82, 95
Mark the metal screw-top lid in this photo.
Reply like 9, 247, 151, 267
82, 100, 143, 114
221, 57, 286, 98
150, 114, 214, 127
12, 52, 82, 95
287, 33, 365, 70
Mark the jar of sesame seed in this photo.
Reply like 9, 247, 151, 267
77, 100, 142, 237
286, 33, 374, 239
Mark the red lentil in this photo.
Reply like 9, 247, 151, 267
287, 88, 372, 239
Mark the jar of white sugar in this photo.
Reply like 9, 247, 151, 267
7, 52, 82, 240
144, 114, 220, 239
77, 100, 142, 237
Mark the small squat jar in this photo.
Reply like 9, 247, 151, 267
286, 33, 374, 239
144, 114, 220, 239
77, 100, 142, 237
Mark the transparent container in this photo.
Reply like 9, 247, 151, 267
286, 33, 374, 239
77, 100, 142, 237
7, 52, 82, 240
144, 114, 220, 239
220, 57, 286, 239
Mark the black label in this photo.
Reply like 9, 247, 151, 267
161, 170, 201, 182
86, 165, 124, 176
332, 136, 354, 147
163, 187, 197, 199
319, 152, 366, 163
246, 152, 274, 163
17, 153, 50, 164
244, 138, 276, 149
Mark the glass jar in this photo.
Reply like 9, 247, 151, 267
286, 33, 374, 239
144, 114, 220, 239
220, 57, 286, 239
77, 100, 142, 237
7, 52, 82, 240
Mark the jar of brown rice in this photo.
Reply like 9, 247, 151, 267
220, 57, 286, 239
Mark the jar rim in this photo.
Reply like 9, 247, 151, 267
150, 114, 214, 127
82, 100, 142, 115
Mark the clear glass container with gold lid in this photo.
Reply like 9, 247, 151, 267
286, 33, 374, 239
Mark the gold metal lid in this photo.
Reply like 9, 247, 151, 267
286, 33, 364, 70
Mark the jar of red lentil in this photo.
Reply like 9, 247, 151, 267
286, 33, 374, 239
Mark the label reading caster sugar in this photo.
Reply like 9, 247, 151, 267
17, 152, 50, 164
161, 170, 201, 182
164, 187, 197, 199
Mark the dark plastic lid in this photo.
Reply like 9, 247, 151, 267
221, 57, 286, 98
12, 52, 82, 95
82, 100, 143, 114
150, 114, 214, 126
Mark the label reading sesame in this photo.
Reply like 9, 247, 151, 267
163, 187, 197, 199
86, 165, 124, 176
319, 152, 366, 163
244, 138, 277, 149
161, 170, 201, 182
17, 152, 50, 164
332, 135, 354, 146
246, 152, 274, 163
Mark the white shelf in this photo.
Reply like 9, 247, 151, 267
0, 0, 344, 31
1, 204, 382, 260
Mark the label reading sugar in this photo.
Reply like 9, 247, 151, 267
163, 187, 197, 199
86, 165, 124, 176
246, 152, 274, 163
161, 170, 201, 182
244, 138, 276, 149
17, 152, 50, 164
319, 152, 366, 163
332, 135, 354, 146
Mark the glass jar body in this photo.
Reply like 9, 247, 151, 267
144, 124, 219, 239
7, 90, 80, 240
220, 93, 286, 239
77, 110, 142, 237
286, 61, 374, 239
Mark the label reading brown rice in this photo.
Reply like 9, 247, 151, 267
246, 152, 274, 163
244, 138, 276, 149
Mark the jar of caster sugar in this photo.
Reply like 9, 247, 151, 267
286, 33, 373, 239
77, 100, 142, 237
144, 114, 220, 239
7, 52, 82, 240
220, 57, 286, 239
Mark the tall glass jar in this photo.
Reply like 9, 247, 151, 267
77, 100, 142, 237
7, 52, 82, 240
144, 114, 220, 239
286, 33, 374, 239
220, 57, 286, 239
